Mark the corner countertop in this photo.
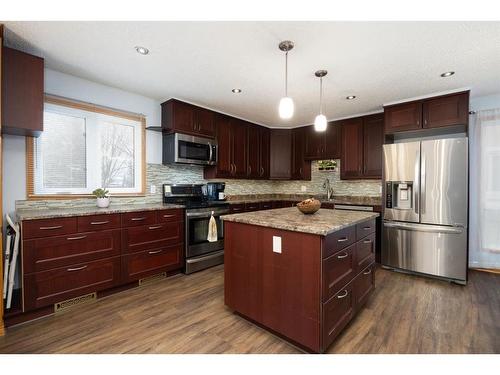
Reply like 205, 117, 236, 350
222, 207, 379, 236
227, 194, 382, 206
16, 203, 185, 221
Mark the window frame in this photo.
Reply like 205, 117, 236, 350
26, 95, 146, 200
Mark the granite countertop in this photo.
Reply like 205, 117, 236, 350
227, 194, 381, 206
16, 203, 185, 221
222, 207, 379, 236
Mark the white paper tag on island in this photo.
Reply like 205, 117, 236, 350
273, 236, 282, 253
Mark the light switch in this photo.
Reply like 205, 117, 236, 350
301, 185, 307, 192
150, 185, 157, 194
273, 236, 282, 254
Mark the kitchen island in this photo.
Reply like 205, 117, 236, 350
222, 207, 379, 353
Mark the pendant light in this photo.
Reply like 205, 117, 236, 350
314, 70, 328, 132
278, 40, 295, 119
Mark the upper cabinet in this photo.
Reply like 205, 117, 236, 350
161, 99, 215, 138
341, 113, 383, 180
291, 127, 312, 180
384, 91, 469, 134
269, 129, 292, 180
2, 47, 44, 137
304, 122, 341, 160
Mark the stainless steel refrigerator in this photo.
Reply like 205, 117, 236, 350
382, 137, 468, 284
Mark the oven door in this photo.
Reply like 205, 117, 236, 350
175, 133, 217, 165
185, 208, 228, 258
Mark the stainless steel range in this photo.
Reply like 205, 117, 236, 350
163, 184, 229, 274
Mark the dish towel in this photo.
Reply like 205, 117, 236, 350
207, 211, 218, 242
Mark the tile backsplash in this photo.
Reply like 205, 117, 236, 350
15, 161, 381, 210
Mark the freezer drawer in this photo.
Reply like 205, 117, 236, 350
382, 221, 467, 282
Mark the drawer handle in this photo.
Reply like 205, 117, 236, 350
148, 249, 163, 255
337, 252, 349, 259
67, 235, 87, 241
337, 290, 349, 299
162, 214, 176, 218
39, 225, 63, 230
148, 225, 163, 230
131, 217, 146, 221
90, 220, 110, 225
363, 239, 372, 244
337, 237, 349, 243
363, 269, 372, 275
363, 226, 372, 230
67, 265, 88, 272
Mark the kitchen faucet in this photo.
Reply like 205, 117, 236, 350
323, 178, 334, 201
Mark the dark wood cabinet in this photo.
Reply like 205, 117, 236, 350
341, 117, 364, 179
246, 124, 261, 178
353, 264, 375, 311
341, 114, 383, 180
291, 127, 311, 180
362, 114, 384, 178
304, 122, 341, 160
2, 46, 44, 137
259, 127, 270, 179
231, 118, 248, 178
161, 99, 215, 138
423, 92, 469, 129
322, 244, 356, 302
269, 129, 292, 179
384, 91, 469, 134
322, 282, 354, 349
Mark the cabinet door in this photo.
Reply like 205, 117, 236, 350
362, 114, 384, 178
322, 244, 356, 302
340, 117, 364, 179
322, 283, 354, 351
291, 127, 311, 180
2, 47, 44, 137
353, 264, 375, 311
246, 124, 261, 178
304, 125, 325, 160
172, 100, 195, 134
354, 233, 375, 273
214, 114, 232, 177
384, 101, 422, 133
231, 119, 248, 178
324, 121, 341, 159
194, 106, 215, 137
270, 129, 292, 179
259, 127, 270, 179
423, 92, 469, 129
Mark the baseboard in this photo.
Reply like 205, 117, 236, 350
472, 268, 500, 275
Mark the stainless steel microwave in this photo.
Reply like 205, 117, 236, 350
163, 133, 218, 166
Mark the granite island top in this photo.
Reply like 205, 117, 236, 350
16, 203, 185, 221
227, 194, 381, 206
222, 207, 379, 236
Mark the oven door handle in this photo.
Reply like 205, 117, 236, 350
186, 211, 228, 218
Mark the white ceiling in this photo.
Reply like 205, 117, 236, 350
4, 21, 500, 127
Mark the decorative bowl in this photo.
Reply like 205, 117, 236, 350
296, 198, 321, 214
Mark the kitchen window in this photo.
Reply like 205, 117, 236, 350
27, 96, 145, 198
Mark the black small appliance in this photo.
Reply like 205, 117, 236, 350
205, 182, 226, 201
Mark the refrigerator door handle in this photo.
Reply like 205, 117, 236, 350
383, 221, 464, 234
414, 148, 420, 215
421, 151, 426, 215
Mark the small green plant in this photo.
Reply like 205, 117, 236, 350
92, 188, 109, 198
318, 160, 337, 170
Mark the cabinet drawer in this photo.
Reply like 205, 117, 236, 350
23, 217, 78, 239
23, 229, 121, 273
322, 283, 354, 351
260, 201, 273, 210
121, 211, 157, 227
229, 204, 246, 214
355, 233, 375, 272
122, 244, 183, 282
323, 226, 356, 259
245, 202, 261, 212
322, 244, 356, 301
122, 222, 183, 254
23, 256, 121, 310
77, 214, 121, 232
356, 219, 376, 240
157, 208, 184, 223
353, 264, 375, 310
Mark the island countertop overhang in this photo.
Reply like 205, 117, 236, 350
222, 207, 379, 236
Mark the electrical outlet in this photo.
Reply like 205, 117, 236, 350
301, 185, 307, 192
150, 185, 157, 194
273, 236, 282, 254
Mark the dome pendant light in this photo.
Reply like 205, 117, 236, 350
314, 70, 328, 132
278, 40, 295, 119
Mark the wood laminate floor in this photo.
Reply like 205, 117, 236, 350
1, 266, 499, 354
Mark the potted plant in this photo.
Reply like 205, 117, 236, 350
92, 188, 110, 208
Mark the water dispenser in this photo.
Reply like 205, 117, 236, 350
386, 181, 413, 210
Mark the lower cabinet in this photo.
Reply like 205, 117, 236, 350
24, 256, 121, 310
122, 244, 183, 283
353, 264, 375, 310
20, 208, 184, 317
322, 282, 354, 349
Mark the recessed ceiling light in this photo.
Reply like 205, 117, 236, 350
135, 46, 149, 55
440, 71, 455, 77
346, 95, 356, 100
232, 88, 242, 94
